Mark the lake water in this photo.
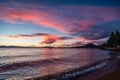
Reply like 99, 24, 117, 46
0, 48, 110, 80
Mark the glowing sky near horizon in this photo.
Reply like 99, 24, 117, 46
0, 0, 120, 47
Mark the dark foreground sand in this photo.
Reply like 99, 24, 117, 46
75, 57, 120, 80
99, 68, 120, 80
98, 61, 120, 80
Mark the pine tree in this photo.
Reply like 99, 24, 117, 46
107, 30, 120, 48
102, 30, 120, 48
110, 32, 114, 36
115, 30, 120, 46
107, 32, 115, 47
115, 30, 120, 36
116, 30, 120, 45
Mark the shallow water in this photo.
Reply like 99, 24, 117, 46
0, 48, 110, 80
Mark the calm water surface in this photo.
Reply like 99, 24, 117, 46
0, 48, 110, 80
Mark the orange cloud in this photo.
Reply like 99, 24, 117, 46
41, 35, 59, 44
0, 33, 107, 46
41, 36, 74, 44
0, 33, 74, 44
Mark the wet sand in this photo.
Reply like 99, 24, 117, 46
99, 69, 120, 80
98, 60, 120, 80
75, 58, 120, 80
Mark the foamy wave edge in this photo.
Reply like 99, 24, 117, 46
27, 61, 107, 80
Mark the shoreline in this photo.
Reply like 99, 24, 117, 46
100, 48, 120, 51
98, 65, 120, 80
26, 56, 120, 80
26, 60, 108, 80
75, 56, 120, 80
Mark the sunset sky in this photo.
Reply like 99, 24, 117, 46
0, 0, 120, 47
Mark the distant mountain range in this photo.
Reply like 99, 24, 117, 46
0, 46, 35, 48
71, 43, 98, 48
0, 43, 98, 48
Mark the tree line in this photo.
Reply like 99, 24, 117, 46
103, 30, 120, 48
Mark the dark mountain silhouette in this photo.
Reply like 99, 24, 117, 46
82, 43, 98, 48
0, 46, 38, 48
72, 43, 97, 48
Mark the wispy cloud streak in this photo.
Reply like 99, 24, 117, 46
0, 2, 120, 34
0, 1, 120, 46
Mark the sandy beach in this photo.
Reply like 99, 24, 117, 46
98, 60, 120, 80
99, 68, 120, 80
75, 54, 120, 80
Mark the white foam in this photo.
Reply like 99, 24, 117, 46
52, 61, 107, 80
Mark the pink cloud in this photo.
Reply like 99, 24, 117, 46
0, 32, 108, 46
0, 33, 74, 44
40, 35, 74, 44
0, 2, 120, 34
